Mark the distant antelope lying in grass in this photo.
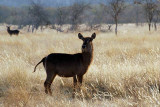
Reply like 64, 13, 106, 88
33, 33, 96, 95
7, 26, 20, 36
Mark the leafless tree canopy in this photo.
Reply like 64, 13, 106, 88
70, 1, 90, 30
144, 0, 158, 31
153, 9, 160, 30
109, 0, 126, 35
28, 1, 50, 32
0, 0, 160, 32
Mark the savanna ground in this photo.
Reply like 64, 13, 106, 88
0, 24, 160, 107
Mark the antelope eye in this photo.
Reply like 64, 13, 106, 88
87, 40, 91, 42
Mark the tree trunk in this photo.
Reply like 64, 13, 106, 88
28, 25, 30, 32
115, 17, 118, 35
154, 22, 157, 31
136, 4, 139, 26
115, 23, 118, 35
148, 23, 151, 31
32, 25, 34, 33
41, 26, 43, 32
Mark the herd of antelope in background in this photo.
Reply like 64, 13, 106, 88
6, 26, 97, 96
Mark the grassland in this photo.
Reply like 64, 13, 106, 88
0, 24, 160, 106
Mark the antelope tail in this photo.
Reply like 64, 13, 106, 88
33, 57, 45, 73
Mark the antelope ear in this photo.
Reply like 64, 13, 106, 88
78, 33, 84, 40
91, 33, 96, 39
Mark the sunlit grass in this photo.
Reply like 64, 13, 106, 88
0, 24, 160, 106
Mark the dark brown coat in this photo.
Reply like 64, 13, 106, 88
7, 26, 19, 36
33, 33, 96, 95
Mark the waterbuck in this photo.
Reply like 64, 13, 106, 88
33, 33, 96, 95
7, 26, 19, 36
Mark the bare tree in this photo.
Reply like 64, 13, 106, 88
153, 9, 160, 31
53, 6, 69, 32
143, 0, 157, 31
87, 3, 108, 31
28, 0, 50, 32
56, 7, 65, 26
134, 0, 142, 26
70, 1, 90, 31
109, 0, 126, 35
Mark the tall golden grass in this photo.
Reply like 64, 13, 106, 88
0, 24, 160, 106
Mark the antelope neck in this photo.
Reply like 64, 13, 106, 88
82, 48, 93, 67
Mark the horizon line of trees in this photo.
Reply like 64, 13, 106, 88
0, 0, 160, 34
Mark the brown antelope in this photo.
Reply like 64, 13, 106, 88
33, 33, 96, 95
7, 26, 19, 36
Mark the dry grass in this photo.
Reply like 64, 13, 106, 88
0, 24, 160, 106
